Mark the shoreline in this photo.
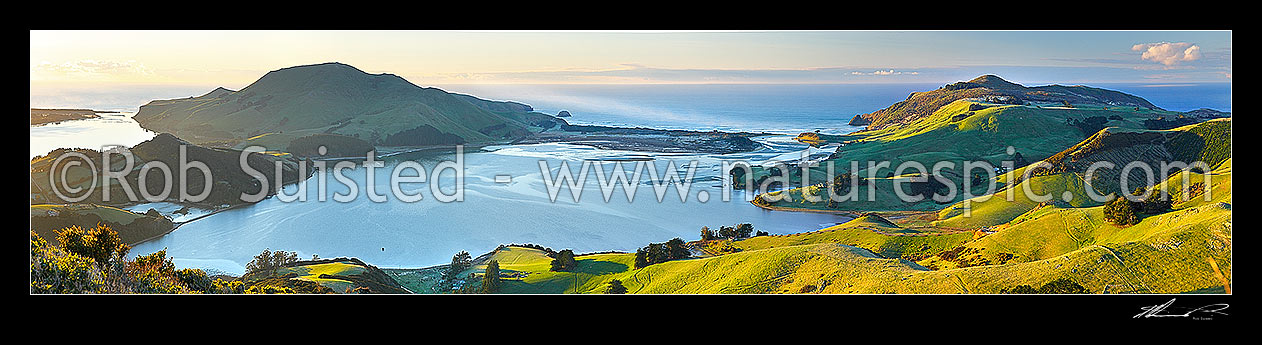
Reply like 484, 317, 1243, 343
129, 203, 249, 246
29, 108, 119, 126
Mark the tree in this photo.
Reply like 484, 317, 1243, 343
735, 223, 754, 239
646, 243, 670, 265
1136, 188, 1172, 214
718, 226, 737, 240
635, 239, 691, 269
634, 248, 649, 269
700, 226, 715, 241
755, 231, 769, 237
665, 238, 689, 260
605, 279, 627, 294
1103, 194, 1140, 226
550, 249, 577, 272
245, 248, 298, 278
446, 251, 472, 279
1012, 151, 1029, 168
480, 260, 501, 293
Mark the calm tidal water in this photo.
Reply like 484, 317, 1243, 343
128, 139, 848, 274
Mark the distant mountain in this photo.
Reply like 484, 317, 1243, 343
849, 75, 1160, 129
133, 62, 560, 150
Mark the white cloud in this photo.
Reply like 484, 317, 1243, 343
1131, 42, 1201, 66
850, 69, 919, 76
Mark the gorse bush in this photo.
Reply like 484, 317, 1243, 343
245, 285, 295, 294
30, 232, 105, 293
127, 249, 189, 294
32, 226, 331, 294
55, 224, 129, 267
176, 268, 213, 293
211, 279, 246, 294
31, 227, 217, 294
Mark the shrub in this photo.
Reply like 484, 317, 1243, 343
211, 279, 245, 294
30, 232, 105, 294
1037, 278, 1088, 294
605, 279, 627, 294
246, 285, 295, 294
32, 230, 210, 294
55, 224, 129, 267
1001, 278, 1087, 294
127, 249, 189, 294
1000, 285, 1039, 294
175, 268, 213, 293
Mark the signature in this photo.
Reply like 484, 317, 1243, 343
1135, 298, 1229, 319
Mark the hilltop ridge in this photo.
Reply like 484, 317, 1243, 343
848, 75, 1160, 129
132, 62, 558, 150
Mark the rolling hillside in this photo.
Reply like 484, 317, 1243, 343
416, 96, 1230, 294
754, 88, 1226, 214
934, 118, 1231, 228
848, 75, 1160, 129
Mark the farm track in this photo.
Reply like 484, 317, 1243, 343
1094, 244, 1151, 294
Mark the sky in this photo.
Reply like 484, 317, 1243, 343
30, 30, 1231, 97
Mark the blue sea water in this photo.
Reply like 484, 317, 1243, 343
437, 84, 950, 135
1096, 83, 1232, 113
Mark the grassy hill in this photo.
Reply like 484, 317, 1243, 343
755, 91, 1227, 215
435, 186, 1228, 294
849, 74, 1160, 129
132, 62, 561, 151
245, 257, 410, 294
30, 204, 174, 245
934, 118, 1231, 229
30, 133, 304, 207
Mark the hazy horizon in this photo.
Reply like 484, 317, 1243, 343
32, 31, 1231, 88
